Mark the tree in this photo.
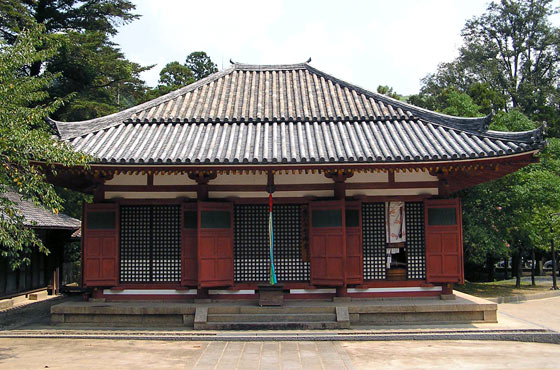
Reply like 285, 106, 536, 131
159, 61, 195, 88
144, 52, 218, 100
0, 25, 87, 269
48, 31, 150, 121
376, 85, 401, 100
185, 51, 217, 80
461, 0, 559, 111
459, 110, 560, 286
412, 0, 560, 134
143, 61, 196, 100
0, 0, 138, 75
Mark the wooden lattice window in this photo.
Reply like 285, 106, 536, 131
362, 202, 386, 280
119, 205, 181, 283
234, 205, 269, 282
405, 202, 426, 279
233, 204, 309, 282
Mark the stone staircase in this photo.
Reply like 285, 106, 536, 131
194, 305, 350, 330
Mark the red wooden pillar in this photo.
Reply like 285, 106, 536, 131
189, 172, 216, 298
181, 203, 198, 287
345, 201, 363, 286
324, 171, 353, 296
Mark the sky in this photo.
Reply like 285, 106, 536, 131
113, 0, 495, 96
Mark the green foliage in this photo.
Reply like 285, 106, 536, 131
412, 0, 560, 135
467, 82, 507, 115
376, 85, 401, 100
159, 61, 195, 89
145, 52, 218, 100
409, 88, 484, 118
460, 123, 560, 271
440, 89, 484, 118
489, 109, 537, 132
185, 51, 218, 80
0, 0, 138, 44
48, 31, 151, 121
0, 0, 147, 122
407, 1, 560, 277
0, 25, 88, 270
461, 0, 559, 112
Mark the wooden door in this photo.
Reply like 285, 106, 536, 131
83, 203, 119, 287
197, 201, 234, 288
424, 198, 464, 284
181, 203, 197, 286
309, 200, 346, 286
345, 201, 363, 285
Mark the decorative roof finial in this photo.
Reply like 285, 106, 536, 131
306, 57, 312, 63
229, 58, 235, 65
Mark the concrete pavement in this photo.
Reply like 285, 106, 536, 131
0, 338, 559, 369
1, 296, 560, 369
498, 295, 560, 332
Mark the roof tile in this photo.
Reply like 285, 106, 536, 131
52, 63, 544, 165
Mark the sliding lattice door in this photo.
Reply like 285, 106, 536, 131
119, 205, 181, 283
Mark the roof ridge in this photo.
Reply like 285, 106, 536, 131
232, 62, 308, 71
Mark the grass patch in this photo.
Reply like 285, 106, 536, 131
456, 280, 555, 298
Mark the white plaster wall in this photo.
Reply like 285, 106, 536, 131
104, 174, 147, 185
395, 171, 438, 182
274, 173, 331, 184
347, 172, 389, 183
105, 191, 196, 199
208, 190, 333, 199
153, 173, 197, 185
211, 173, 268, 185
346, 188, 438, 197
209, 191, 269, 198
274, 190, 333, 198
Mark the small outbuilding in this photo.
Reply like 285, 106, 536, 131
48, 62, 544, 301
0, 191, 80, 298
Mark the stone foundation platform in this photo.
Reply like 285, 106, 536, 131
50, 292, 497, 330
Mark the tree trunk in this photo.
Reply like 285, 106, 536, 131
487, 254, 495, 282
515, 252, 522, 288
531, 248, 536, 286
536, 256, 543, 276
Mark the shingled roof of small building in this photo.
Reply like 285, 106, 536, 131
3, 191, 80, 230
51, 62, 545, 165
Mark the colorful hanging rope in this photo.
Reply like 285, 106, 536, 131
269, 193, 277, 285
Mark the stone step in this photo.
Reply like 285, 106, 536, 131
195, 321, 347, 330
207, 306, 335, 315
207, 313, 337, 323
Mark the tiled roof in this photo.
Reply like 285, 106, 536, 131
3, 191, 80, 230
51, 62, 544, 165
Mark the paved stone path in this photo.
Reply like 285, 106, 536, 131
2, 338, 560, 369
0, 339, 353, 370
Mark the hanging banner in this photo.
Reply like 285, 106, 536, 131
387, 201, 406, 243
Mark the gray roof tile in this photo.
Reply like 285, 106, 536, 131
51, 62, 545, 165
3, 191, 80, 230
